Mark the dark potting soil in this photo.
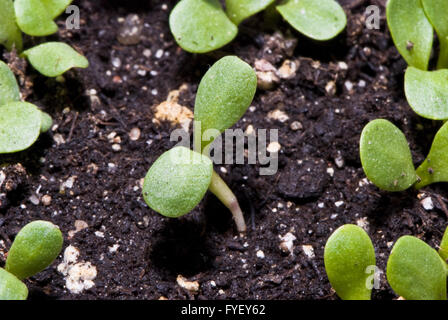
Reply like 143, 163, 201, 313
1, 0, 447, 300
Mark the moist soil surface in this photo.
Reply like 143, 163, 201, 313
1, 0, 447, 300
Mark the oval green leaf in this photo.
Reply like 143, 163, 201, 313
5, 220, 63, 280
40, 111, 53, 133
0, 60, 20, 106
0, 0, 23, 51
422, 0, 448, 69
386, 0, 433, 70
0, 102, 43, 154
324, 224, 376, 300
415, 121, 448, 188
143, 146, 213, 218
226, 0, 275, 25
387, 235, 447, 300
22, 42, 89, 77
41, 0, 72, 19
439, 226, 448, 262
405, 67, 448, 120
360, 119, 417, 191
169, 0, 238, 53
0, 268, 28, 300
194, 56, 257, 151
14, 0, 58, 36
276, 0, 347, 41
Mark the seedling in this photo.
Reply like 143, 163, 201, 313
0, 0, 88, 77
169, 0, 347, 53
143, 56, 257, 233
0, 60, 52, 153
387, 234, 448, 300
324, 224, 376, 300
0, 220, 63, 300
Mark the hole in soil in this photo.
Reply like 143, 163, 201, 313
148, 219, 215, 277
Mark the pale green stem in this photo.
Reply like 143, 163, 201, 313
437, 37, 448, 70
208, 170, 246, 233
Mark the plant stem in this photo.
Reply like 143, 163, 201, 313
208, 170, 246, 233
437, 37, 448, 70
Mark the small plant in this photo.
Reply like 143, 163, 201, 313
324, 224, 376, 300
359, 119, 448, 191
387, 232, 448, 300
0, 0, 88, 77
169, 0, 347, 53
0, 61, 53, 153
142, 56, 256, 233
0, 220, 63, 300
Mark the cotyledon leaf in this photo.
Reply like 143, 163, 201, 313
405, 67, 448, 120
415, 121, 448, 189
14, 0, 58, 36
324, 224, 376, 300
387, 236, 447, 300
276, 0, 347, 41
169, 0, 238, 53
226, 0, 275, 25
143, 147, 213, 218
5, 221, 63, 280
0, 60, 20, 106
439, 226, 448, 263
41, 0, 72, 19
386, 0, 433, 70
22, 42, 88, 77
0, 0, 23, 51
0, 268, 28, 300
360, 119, 417, 192
193, 56, 257, 152
422, 0, 448, 69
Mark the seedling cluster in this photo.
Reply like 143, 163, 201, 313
0, 221, 63, 300
0, 0, 88, 77
143, 56, 257, 233
325, 224, 448, 300
169, 0, 347, 53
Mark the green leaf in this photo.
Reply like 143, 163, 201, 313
169, 0, 238, 53
422, 0, 448, 69
226, 0, 275, 25
360, 119, 417, 192
0, 102, 43, 154
143, 147, 213, 218
415, 121, 448, 188
5, 221, 63, 280
324, 224, 376, 300
22, 42, 89, 77
276, 0, 347, 41
0, 268, 28, 300
405, 67, 448, 120
0, 0, 23, 51
40, 111, 53, 133
387, 236, 447, 300
0, 60, 20, 106
194, 56, 257, 151
14, 0, 58, 36
40, 0, 72, 19
439, 226, 448, 262
386, 0, 433, 70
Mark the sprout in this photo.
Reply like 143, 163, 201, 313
0, 61, 52, 153
386, 0, 434, 70
324, 224, 376, 300
0, 0, 22, 51
143, 56, 257, 233
169, 0, 347, 53
22, 42, 89, 77
387, 235, 447, 300
0, 221, 63, 300
359, 119, 417, 192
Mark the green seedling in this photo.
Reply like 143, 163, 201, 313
0, 60, 52, 153
324, 224, 376, 300
404, 67, 448, 120
0, 220, 63, 300
387, 235, 447, 300
359, 119, 417, 192
143, 56, 257, 233
0, 0, 88, 77
169, 0, 347, 53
